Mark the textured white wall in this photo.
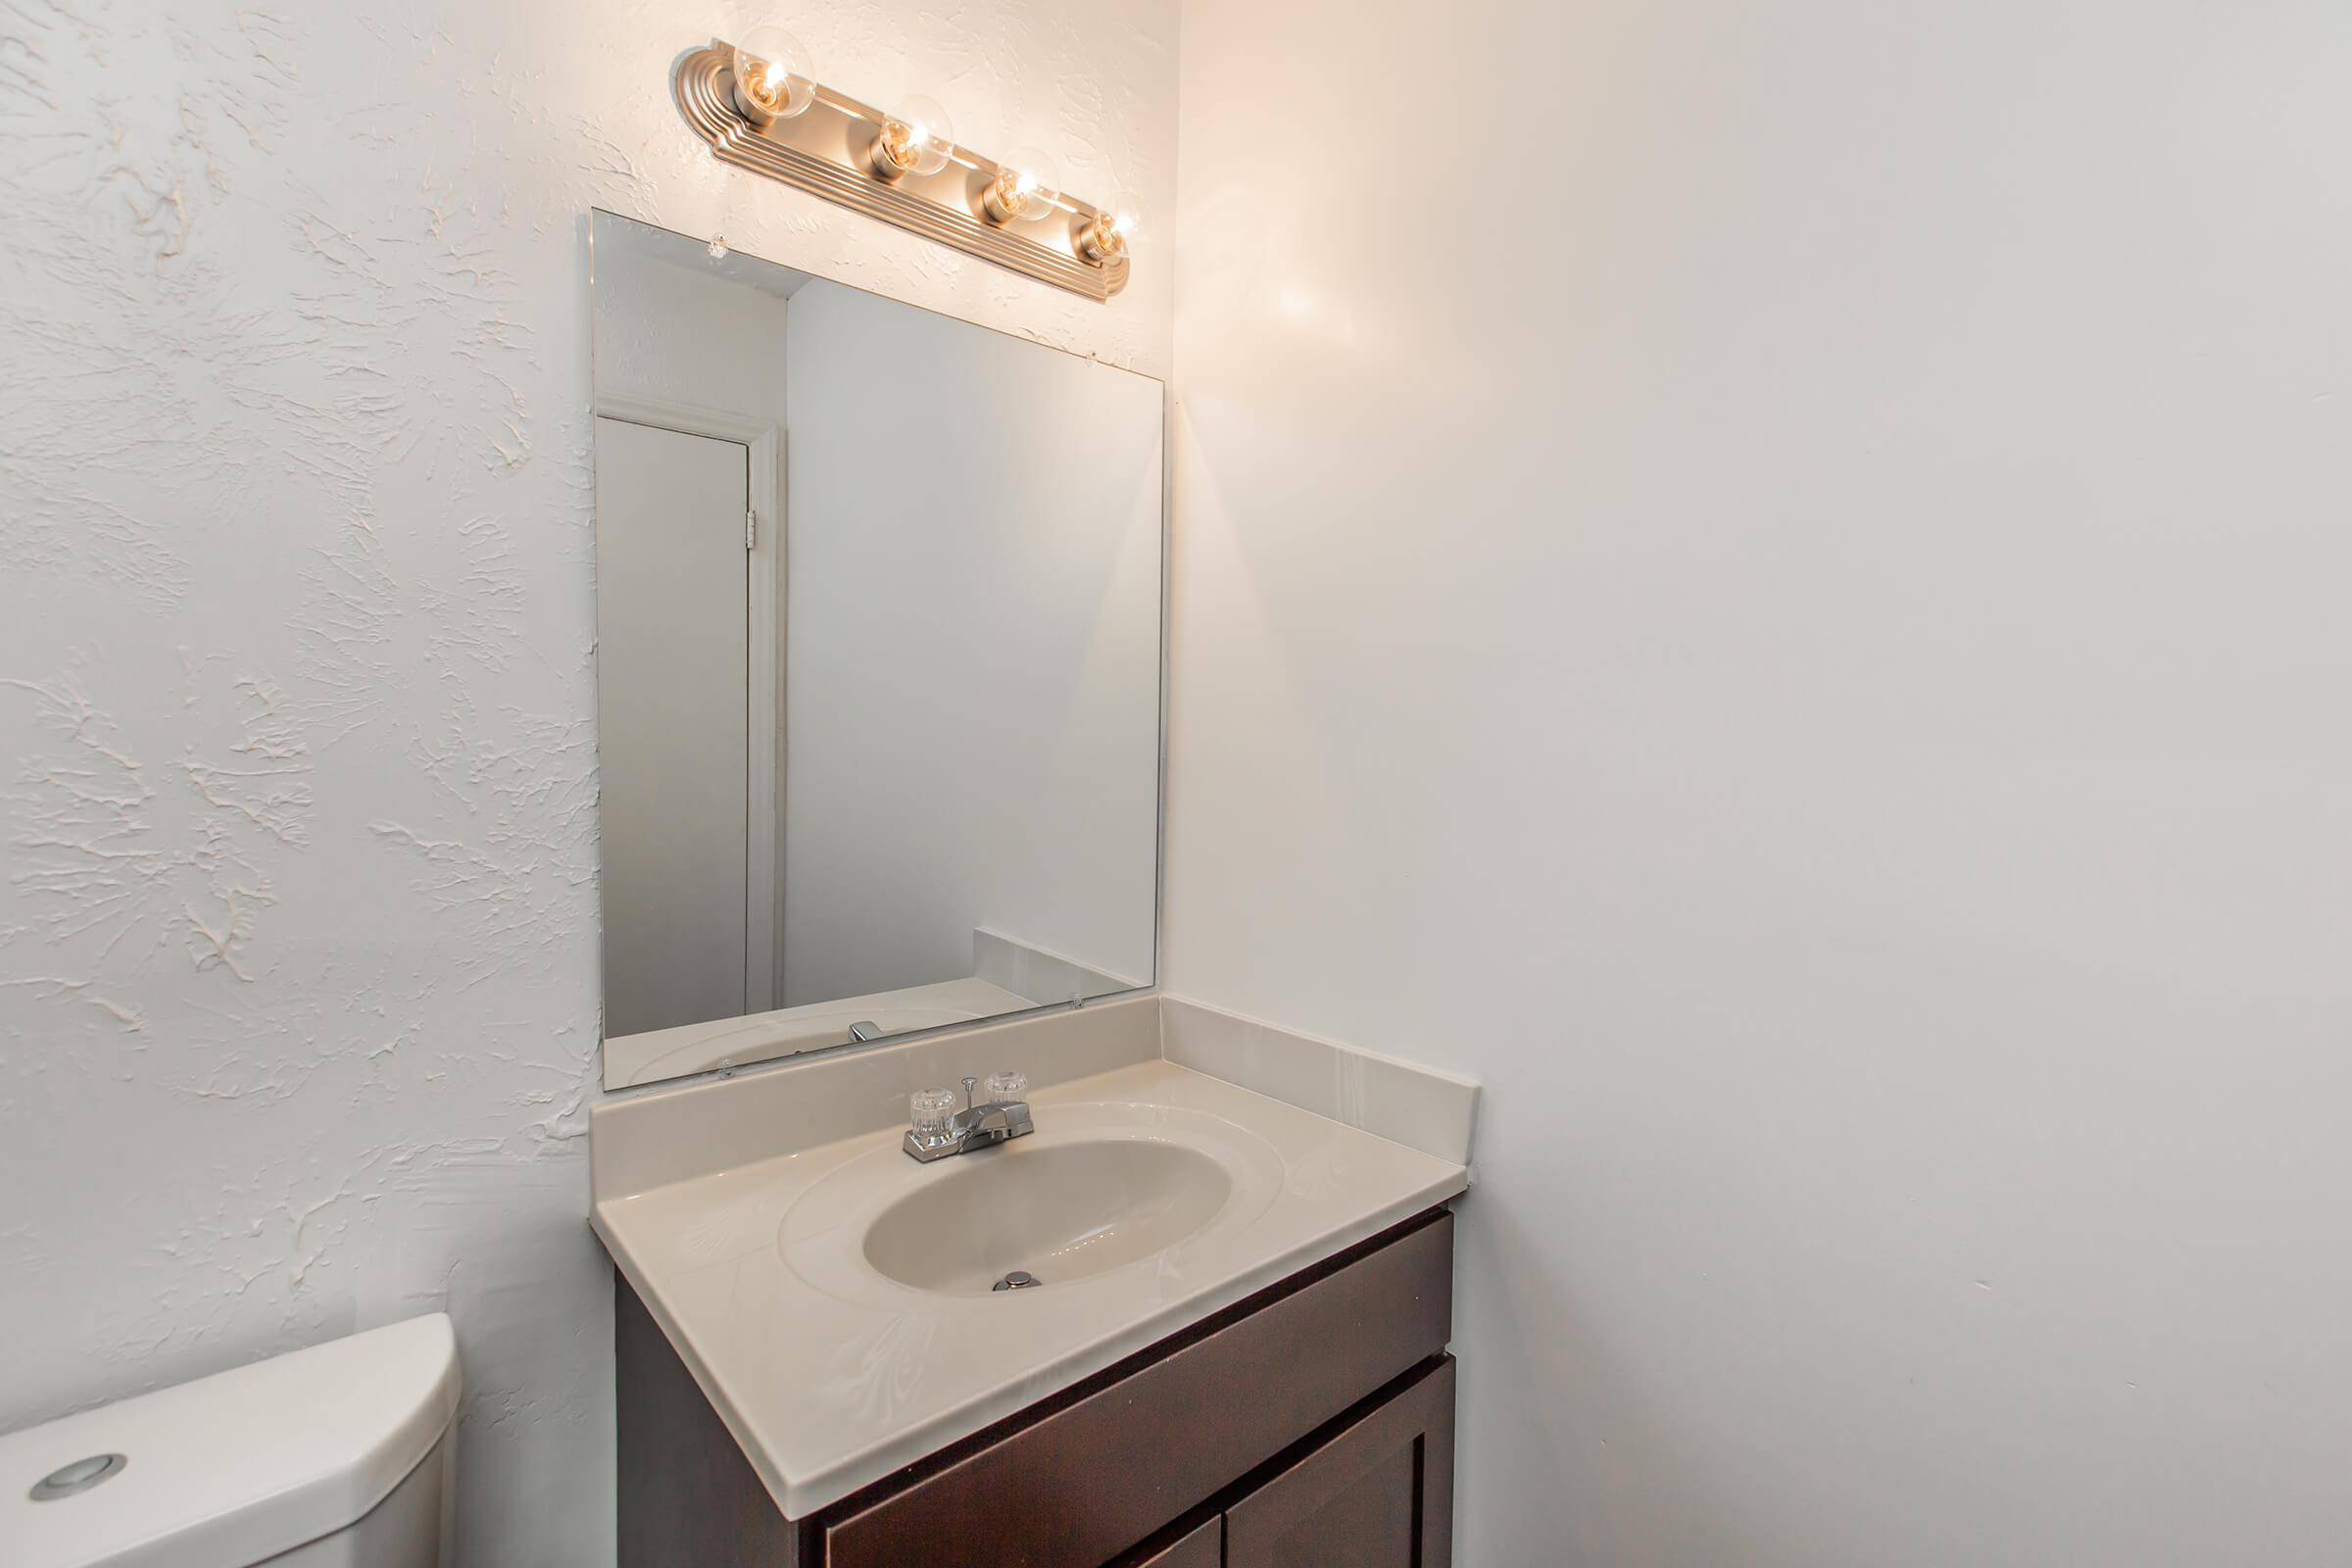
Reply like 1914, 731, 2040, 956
0, 1, 1173, 1562
1167, 2, 2352, 1564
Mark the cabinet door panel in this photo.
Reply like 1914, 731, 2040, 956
1224, 1357, 1454, 1568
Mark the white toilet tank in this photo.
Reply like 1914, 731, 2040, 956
1, 1314, 460, 1568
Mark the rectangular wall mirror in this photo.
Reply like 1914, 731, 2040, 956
591, 211, 1164, 1090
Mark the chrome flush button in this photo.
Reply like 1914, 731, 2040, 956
30, 1452, 126, 1500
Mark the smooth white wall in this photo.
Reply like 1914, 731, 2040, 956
781, 279, 1164, 1004
1167, 3, 2352, 1563
0, 1, 1174, 1563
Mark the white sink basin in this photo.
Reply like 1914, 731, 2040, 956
862, 1139, 1234, 1296
775, 1099, 1292, 1307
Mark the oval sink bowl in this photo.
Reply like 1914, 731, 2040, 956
861, 1139, 1234, 1297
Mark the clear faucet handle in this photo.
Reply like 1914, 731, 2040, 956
909, 1087, 957, 1140
983, 1070, 1028, 1103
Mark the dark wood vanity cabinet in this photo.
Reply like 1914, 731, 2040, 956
616, 1206, 1457, 1568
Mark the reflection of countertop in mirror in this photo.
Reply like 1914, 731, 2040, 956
588, 995, 1477, 1519
603, 976, 1035, 1088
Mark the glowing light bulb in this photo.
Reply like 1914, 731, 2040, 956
869, 94, 956, 180
1074, 174, 1139, 265
1076, 208, 1132, 265
730, 26, 815, 124
983, 145, 1060, 225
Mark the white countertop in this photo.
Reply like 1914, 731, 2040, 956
592, 1056, 1468, 1518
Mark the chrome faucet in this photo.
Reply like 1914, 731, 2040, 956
848, 1019, 885, 1043
904, 1072, 1033, 1162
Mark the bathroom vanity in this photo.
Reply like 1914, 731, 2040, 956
615, 1211, 1454, 1566
590, 998, 1474, 1568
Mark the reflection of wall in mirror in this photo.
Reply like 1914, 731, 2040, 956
593, 236, 803, 422
782, 279, 1162, 1008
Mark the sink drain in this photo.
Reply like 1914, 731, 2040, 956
992, 1270, 1041, 1292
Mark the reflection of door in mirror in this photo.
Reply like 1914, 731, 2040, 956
594, 416, 761, 1036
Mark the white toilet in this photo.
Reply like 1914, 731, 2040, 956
2, 1313, 459, 1567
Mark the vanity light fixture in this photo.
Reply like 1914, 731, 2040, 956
671, 33, 1134, 301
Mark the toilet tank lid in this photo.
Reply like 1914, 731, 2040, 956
0, 1313, 460, 1568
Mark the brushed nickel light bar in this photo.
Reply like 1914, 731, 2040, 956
673, 31, 1136, 302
